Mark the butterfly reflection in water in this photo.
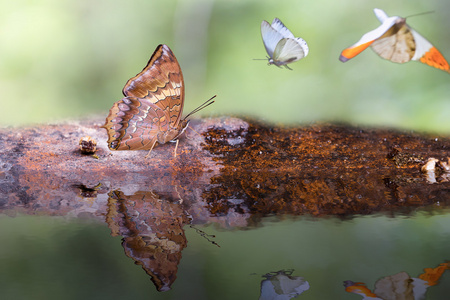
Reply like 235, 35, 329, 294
259, 18, 309, 70
102, 44, 215, 157
339, 8, 450, 73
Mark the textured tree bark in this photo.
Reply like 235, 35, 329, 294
1, 117, 450, 290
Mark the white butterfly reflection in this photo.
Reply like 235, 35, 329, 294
260, 18, 309, 70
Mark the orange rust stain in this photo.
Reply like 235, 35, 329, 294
419, 47, 450, 72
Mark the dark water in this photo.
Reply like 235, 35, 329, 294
1, 209, 449, 300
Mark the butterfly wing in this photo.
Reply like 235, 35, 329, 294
339, 14, 398, 62
410, 29, 450, 72
261, 20, 284, 58
371, 22, 450, 71
103, 44, 185, 151
273, 38, 309, 65
370, 22, 415, 63
270, 18, 295, 39
373, 8, 389, 23
103, 97, 172, 150
123, 45, 184, 104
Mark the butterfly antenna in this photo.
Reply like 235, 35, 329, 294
405, 11, 434, 19
253, 56, 270, 61
189, 225, 221, 248
184, 95, 216, 120
187, 126, 201, 138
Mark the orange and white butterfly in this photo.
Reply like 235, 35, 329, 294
339, 8, 450, 73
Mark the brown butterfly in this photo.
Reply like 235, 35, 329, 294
102, 44, 215, 157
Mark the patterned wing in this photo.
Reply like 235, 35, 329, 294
410, 28, 450, 72
339, 16, 398, 62
123, 44, 184, 102
103, 96, 172, 150
103, 44, 185, 151
270, 18, 295, 39
371, 22, 415, 63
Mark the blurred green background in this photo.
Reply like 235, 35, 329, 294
1, 0, 450, 133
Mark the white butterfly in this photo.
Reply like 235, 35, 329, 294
260, 18, 309, 70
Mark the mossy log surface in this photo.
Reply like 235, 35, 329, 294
1, 117, 449, 218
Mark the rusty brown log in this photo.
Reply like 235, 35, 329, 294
1, 117, 450, 218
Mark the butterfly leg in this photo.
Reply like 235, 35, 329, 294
175, 185, 183, 204
283, 65, 293, 70
173, 139, 179, 158
144, 138, 158, 158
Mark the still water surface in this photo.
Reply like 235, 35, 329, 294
1, 209, 449, 299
